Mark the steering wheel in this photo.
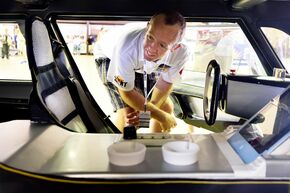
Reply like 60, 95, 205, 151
203, 60, 221, 126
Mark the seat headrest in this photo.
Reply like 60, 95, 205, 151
32, 20, 54, 67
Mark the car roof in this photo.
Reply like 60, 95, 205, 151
0, 0, 287, 17
1, 0, 289, 33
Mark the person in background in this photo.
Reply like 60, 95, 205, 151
2, 29, 11, 59
95, 11, 190, 133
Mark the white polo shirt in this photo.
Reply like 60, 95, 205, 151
101, 24, 190, 91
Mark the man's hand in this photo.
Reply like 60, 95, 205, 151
118, 81, 176, 132
125, 110, 139, 126
159, 112, 177, 132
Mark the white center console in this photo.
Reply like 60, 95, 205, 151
213, 86, 290, 178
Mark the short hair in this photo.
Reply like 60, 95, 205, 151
150, 10, 186, 31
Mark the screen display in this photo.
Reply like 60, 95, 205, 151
238, 87, 290, 154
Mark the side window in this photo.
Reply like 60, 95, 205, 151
57, 20, 266, 81
57, 21, 102, 106
261, 27, 290, 72
0, 22, 30, 80
183, 22, 266, 76
57, 20, 147, 118
57, 20, 127, 118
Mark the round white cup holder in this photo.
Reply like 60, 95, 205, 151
162, 141, 200, 166
107, 141, 146, 166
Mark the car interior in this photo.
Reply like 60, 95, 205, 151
27, 17, 119, 133
0, 0, 289, 192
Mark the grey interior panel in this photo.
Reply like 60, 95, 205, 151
225, 80, 285, 119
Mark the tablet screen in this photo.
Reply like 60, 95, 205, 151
238, 86, 290, 154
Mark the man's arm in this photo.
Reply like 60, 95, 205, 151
118, 88, 167, 121
118, 83, 176, 130
150, 76, 173, 108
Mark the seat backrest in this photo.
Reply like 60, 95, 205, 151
27, 17, 118, 133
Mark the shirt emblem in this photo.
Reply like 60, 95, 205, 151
114, 75, 128, 88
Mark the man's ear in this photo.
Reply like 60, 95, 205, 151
170, 30, 184, 52
146, 21, 150, 29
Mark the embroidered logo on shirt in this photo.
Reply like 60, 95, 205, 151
114, 75, 128, 88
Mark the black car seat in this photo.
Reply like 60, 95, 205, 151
26, 17, 119, 133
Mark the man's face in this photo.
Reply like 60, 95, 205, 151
143, 19, 181, 62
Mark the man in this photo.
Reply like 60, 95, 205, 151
2, 29, 11, 59
96, 11, 190, 132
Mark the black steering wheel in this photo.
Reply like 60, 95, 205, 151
203, 60, 221, 126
